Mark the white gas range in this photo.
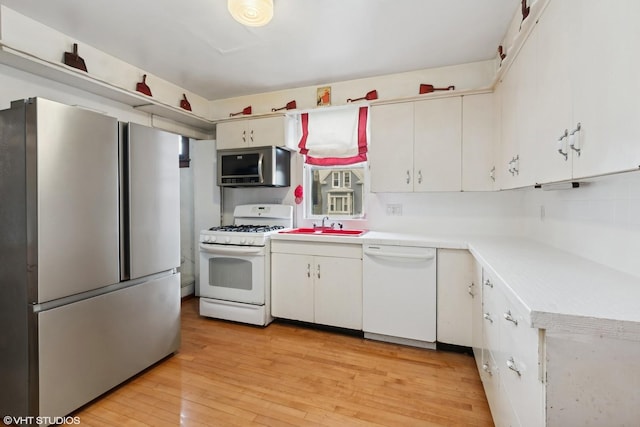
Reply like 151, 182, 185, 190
198, 204, 293, 325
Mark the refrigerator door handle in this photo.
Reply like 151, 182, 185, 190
119, 122, 130, 281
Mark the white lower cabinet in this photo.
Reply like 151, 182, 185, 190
476, 263, 640, 426
479, 269, 544, 427
437, 249, 474, 346
271, 241, 362, 330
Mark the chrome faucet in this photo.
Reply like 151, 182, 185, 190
313, 216, 338, 229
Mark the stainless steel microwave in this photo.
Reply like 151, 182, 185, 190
217, 146, 291, 187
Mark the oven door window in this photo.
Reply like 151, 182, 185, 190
209, 258, 252, 290
202, 254, 265, 304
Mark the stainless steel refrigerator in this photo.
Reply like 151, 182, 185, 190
0, 98, 181, 421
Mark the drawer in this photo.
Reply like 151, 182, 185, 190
482, 349, 520, 427
271, 240, 362, 258
497, 290, 544, 427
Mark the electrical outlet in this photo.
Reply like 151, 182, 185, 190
386, 204, 403, 216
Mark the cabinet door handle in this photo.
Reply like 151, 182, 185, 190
242, 130, 246, 143
468, 285, 475, 297
483, 279, 493, 288
316, 264, 320, 279
504, 310, 518, 326
506, 357, 521, 377
250, 129, 254, 143
483, 312, 493, 323
417, 170, 423, 184
482, 362, 493, 376
489, 166, 496, 182
557, 129, 569, 160
569, 122, 582, 156
512, 154, 520, 176
306, 263, 311, 278
406, 170, 411, 184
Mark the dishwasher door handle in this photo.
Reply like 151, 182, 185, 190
364, 249, 435, 261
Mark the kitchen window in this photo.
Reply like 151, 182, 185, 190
305, 163, 366, 218
179, 136, 190, 168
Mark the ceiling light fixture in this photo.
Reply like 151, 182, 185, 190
228, 0, 273, 27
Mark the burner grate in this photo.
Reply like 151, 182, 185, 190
208, 225, 285, 233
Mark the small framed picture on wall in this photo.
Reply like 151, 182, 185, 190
317, 86, 331, 106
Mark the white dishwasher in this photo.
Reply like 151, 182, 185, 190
363, 244, 437, 349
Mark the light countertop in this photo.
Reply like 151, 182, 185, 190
271, 230, 467, 249
270, 230, 640, 340
468, 237, 640, 340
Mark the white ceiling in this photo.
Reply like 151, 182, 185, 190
0, 0, 519, 101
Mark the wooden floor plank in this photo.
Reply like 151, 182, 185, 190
73, 298, 494, 426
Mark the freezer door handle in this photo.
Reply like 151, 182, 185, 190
364, 248, 435, 261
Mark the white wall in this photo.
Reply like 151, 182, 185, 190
0, 5, 211, 121
522, 171, 640, 278
0, 63, 150, 124
365, 190, 525, 236
210, 61, 496, 120
179, 165, 195, 289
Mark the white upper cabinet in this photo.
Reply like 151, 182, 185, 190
414, 97, 462, 192
216, 115, 288, 150
571, 0, 640, 178
523, 0, 640, 184
462, 93, 497, 191
535, 0, 575, 184
498, 25, 538, 190
369, 102, 415, 192
370, 97, 464, 192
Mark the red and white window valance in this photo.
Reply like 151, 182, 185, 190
298, 106, 369, 166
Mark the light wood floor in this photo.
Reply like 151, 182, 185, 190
74, 298, 494, 426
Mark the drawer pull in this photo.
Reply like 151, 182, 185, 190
504, 310, 518, 326
483, 312, 493, 323
306, 263, 311, 278
482, 362, 493, 376
483, 279, 493, 288
506, 357, 521, 377
467, 285, 475, 297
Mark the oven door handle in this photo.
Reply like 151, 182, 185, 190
199, 243, 264, 255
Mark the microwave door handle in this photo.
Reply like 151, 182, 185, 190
258, 152, 265, 184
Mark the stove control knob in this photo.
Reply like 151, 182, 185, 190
240, 238, 247, 245
209, 236, 216, 243
225, 237, 231, 244
247, 238, 255, 245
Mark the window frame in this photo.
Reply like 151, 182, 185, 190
303, 162, 367, 220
